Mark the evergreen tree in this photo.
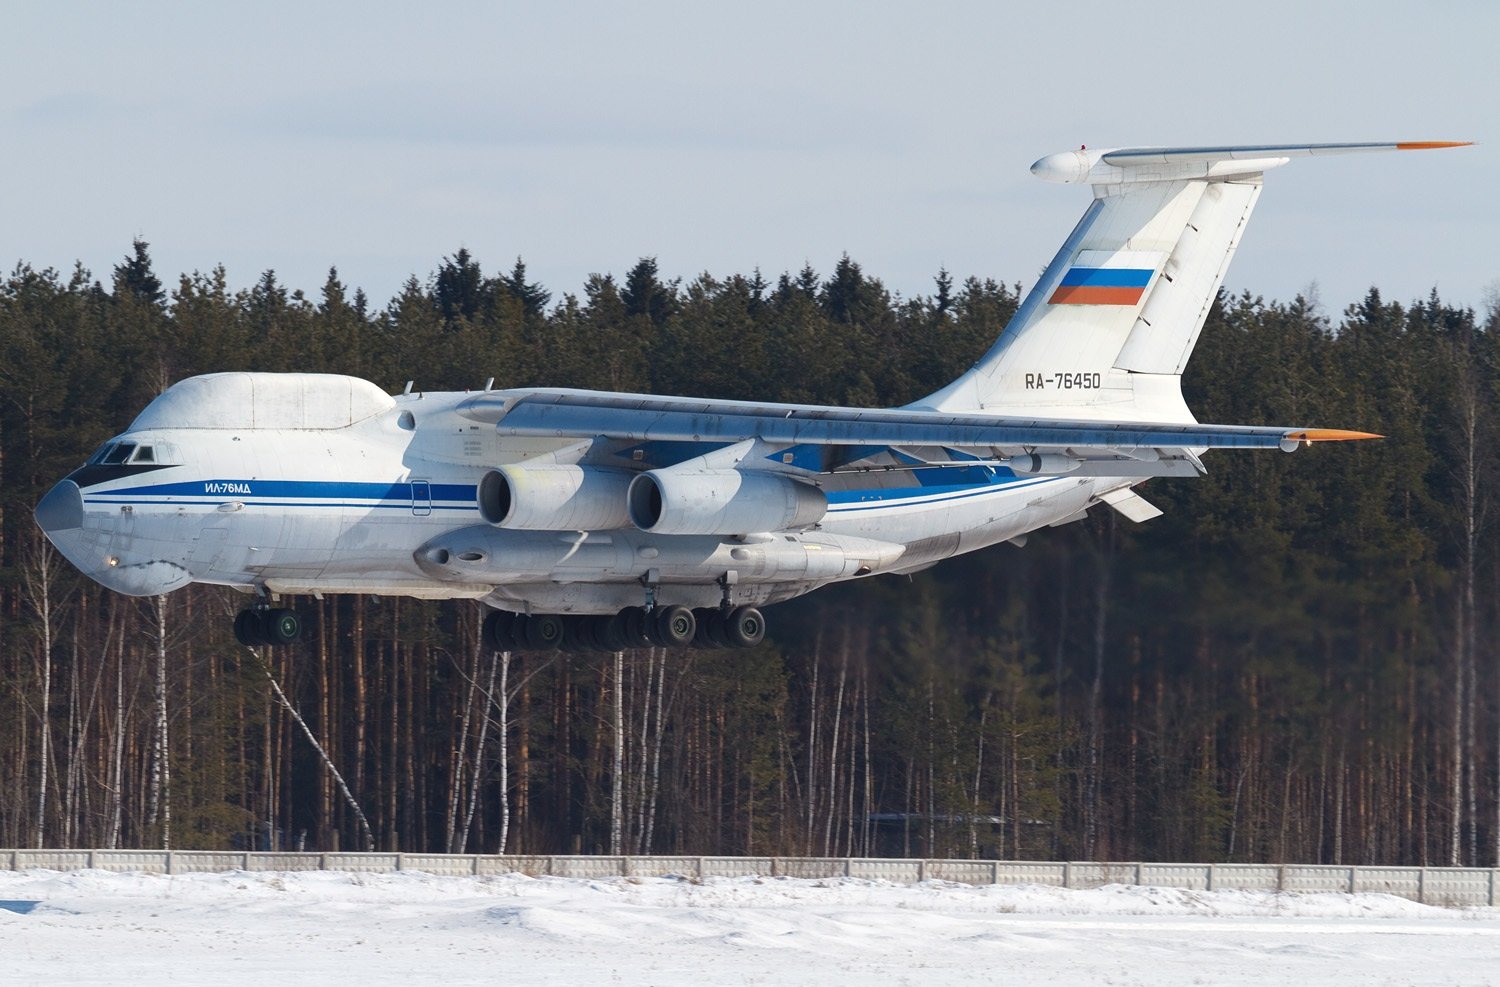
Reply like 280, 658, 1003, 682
112, 238, 164, 307
434, 247, 489, 328
621, 256, 677, 327
500, 257, 550, 318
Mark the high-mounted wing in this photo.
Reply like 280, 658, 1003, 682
457, 388, 1375, 457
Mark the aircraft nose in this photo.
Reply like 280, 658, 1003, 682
35, 480, 84, 533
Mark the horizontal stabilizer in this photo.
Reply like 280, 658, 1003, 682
1031, 141, 1472, 185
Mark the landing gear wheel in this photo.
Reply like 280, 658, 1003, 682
596, 613, 630, 652
691, 609, 720, 649
723, 607, 766, 649
562, 616, 600, 652
483, 610, 518, 651
651, 605, 696, 648
262, 608, 302, 646
234, 610, 262, 646
236, 607, 301, 647
619, 607, 651, 648
520, 613, 565, 651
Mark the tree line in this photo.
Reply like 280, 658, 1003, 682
1, 240, 1497, 866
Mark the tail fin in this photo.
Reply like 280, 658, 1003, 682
915, 141, 1470, 422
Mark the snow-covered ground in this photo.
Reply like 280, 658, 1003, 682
2, 869, 1497, 986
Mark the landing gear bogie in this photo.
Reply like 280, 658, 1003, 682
234, 606, 303, 648
478, 604, 769, 653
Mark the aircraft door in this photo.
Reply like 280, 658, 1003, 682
410, 480, 432, 517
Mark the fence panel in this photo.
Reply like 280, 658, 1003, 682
1281, 865, 1355, 894
624, 856, 700, 878
995, 862, 1066, 886
773, 858, 847, 879
320, 853, 402, 873
245, 853, 325, 872
1140, 864, 1210, 890
1352, 867, 1421, 898
14, 850, 99, 872
478, 855, 552, 877
847, 858, 923, 883
926, 860, 997, 885
701, 856, 774, 879
1208, 864, 1280, 890
1422, 868, 1494, 907
400, 854, 478, 876
549, 856, 625, 879
169, 852, 247, 874
1066, 863, 1138, 888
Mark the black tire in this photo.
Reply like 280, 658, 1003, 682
596, 614, 630, 652
262, 608, 301, 646
691, 609, 720, 649
234, 609, 263, 647
724, 607, 766, 649
521, 613, 565, 651
707, 610, 734, 649
652, 605, 696, 648
619, 607, 651, 648
483, 610, 518, 651
561, 616, 597, 652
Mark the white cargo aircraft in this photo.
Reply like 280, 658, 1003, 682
36, 141, 1467, 651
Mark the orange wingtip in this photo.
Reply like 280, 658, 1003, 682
1286, 429, 1384, 442
1396, 141, 1473, 150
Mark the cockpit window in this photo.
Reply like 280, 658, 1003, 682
102, 442, 136, 465
86, 442, 116, 465
132, 445, 155, 463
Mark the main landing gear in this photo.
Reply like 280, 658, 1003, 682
234, 606, 303, 647
482, 605, 766, 653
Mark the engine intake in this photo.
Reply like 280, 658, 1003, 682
627, 469, 826, 535
477, 465, 633, 530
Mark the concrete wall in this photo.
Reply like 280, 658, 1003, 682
2, 851, 1495, 906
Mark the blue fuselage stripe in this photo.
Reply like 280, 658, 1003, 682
83, 476, 1052, 515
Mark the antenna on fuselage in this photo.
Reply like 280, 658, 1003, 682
403, 381, 414, 395
484, 377, 495, 391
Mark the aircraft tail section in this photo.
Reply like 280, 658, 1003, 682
915, 141, 1469, 422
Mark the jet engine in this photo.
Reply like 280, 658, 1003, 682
477, 465, 633, 530
627, 468, 826, 535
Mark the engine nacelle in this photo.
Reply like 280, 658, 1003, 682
477, 465, 633, 530
627, 469, 826, 535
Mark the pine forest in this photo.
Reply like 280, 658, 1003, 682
2, 241, 1498, 868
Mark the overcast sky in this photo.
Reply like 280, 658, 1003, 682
4, 1, 1494, 319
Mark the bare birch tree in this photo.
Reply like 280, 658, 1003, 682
21, 537, 67, 848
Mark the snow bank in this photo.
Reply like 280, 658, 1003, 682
1, 870, 1496, 986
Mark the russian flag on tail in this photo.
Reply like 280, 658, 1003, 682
1049, 250, 1161, 306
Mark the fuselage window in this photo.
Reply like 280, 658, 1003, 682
102, 442, 136, 465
